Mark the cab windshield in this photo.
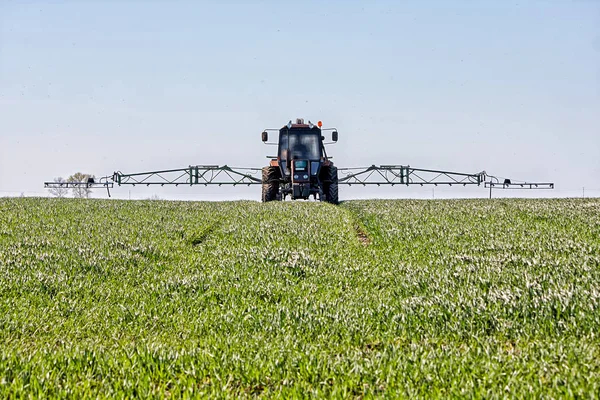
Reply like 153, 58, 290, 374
279, 131, 321, 161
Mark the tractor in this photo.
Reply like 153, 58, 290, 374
261, 118, 339, 203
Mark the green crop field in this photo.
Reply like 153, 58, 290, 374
0, 198, 599, 398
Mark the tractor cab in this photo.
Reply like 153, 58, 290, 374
277, 119, 324, 180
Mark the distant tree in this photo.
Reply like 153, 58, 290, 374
48, 177, 70, 198
146, 194, 162, 201
68, 172, 95, 199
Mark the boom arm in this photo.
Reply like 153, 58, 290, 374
339, 165, 486, 186
112, 165, 262, 186
338, 165, 554, 197
44, 165, 262, 197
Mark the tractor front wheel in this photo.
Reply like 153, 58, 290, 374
322, 166, 339, 204
261, 166, 280, 202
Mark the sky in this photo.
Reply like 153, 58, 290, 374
0, 0, 598, 200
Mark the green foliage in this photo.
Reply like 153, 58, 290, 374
0, 198, 599, 398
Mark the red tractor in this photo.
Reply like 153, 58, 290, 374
261, 118, 339, 203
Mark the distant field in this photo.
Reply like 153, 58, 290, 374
0, 198, 599, 398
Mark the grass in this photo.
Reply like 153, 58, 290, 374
0, 197, 599, 398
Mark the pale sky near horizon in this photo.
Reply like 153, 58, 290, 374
1, 0, 599, 200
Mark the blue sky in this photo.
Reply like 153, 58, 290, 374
1, 0, 598, 200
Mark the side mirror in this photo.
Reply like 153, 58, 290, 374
332, 131, 338, 142
261, 131, 268, 142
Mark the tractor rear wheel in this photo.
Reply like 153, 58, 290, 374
322, 166, 339, 204
261, 166, 280, 202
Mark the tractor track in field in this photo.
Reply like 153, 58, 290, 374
338, 202, 372, 247
354, 224, 371, 246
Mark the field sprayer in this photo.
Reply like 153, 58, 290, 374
44, 118, 554, 202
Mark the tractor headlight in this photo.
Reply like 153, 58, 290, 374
294, 175, 299, 180
303, 174, 308, 179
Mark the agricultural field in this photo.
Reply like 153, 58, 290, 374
0, 197, 599, 398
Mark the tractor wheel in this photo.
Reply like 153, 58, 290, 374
322, 166, 339, 204
261, 166, 280, 202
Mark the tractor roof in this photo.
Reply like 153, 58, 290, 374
280, 124, 321, 130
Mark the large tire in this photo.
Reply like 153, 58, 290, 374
261, 166, 280, 202
322, 166, 339, 204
